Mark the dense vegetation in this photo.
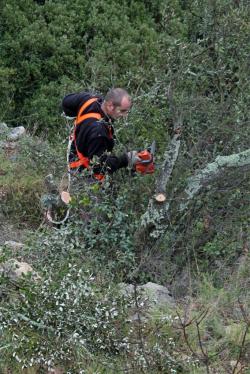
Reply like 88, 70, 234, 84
0, 0, 249, 373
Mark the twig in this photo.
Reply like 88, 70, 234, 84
133, 284, 150, 372
232, 300, 250, 374
176, 308, 212, 373
195, 321, 210, 373
176, 310, 199, 359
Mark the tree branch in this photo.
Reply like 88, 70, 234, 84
179, 149, 250, 212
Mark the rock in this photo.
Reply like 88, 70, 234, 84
141, 282, 175, 308
119, 282, 175, 314
0, 259, 41, 281
7, 126, 26, 141
170, 268, 193, 298
4, 241, 24, 251
119, 283, 134, 296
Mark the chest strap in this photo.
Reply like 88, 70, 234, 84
75, 98, 99, 125
70, 112, 102, 168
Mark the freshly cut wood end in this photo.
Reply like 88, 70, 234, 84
155, 193, 166, 203
61, 191, 71, 204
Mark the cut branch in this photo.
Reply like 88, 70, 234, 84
155, 133, 181, 198
138, 132, 181, 239
135, 83, 183, 240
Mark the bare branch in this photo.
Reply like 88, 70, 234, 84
195, 321, 210, 373
232, 323, 249, 374
232, 300, 250, 374
176, 310, 199, 359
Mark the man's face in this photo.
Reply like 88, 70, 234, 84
106, 97, 132, 119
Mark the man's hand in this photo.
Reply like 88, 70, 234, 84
127, 151, 141, 169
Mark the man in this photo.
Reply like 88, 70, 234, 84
62, 88, 137, 181
42, 88, 154, 223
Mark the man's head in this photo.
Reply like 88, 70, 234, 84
102, 88, 132, 119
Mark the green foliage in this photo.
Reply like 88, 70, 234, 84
0, 264, 129, 370
181, 268, 250, 372
24, 180, 139, 279
0, 133, 65, 225
0, 0, 249, 372
0, 0, 168, 134
0, 152, 43, 225
0, 227, 189, 373
0, 66, 16, 116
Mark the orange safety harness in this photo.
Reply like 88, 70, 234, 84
69, 97, 108, 181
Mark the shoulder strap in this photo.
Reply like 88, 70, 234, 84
75, 97, 101, 125
75, 112, 102, 125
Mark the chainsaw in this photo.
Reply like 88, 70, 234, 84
135, 140, 156, 175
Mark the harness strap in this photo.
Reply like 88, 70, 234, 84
71, 112, 102, 168
75, 112, 102, 126
75, 97, 99, 125
70, 98, 105, 182
69, 157, 89, 169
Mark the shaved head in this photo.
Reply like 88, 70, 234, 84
105, 88, 131, 107
101, 87, 132, 119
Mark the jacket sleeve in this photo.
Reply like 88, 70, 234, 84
87, 138, 128, 174
98, 152, 128, 174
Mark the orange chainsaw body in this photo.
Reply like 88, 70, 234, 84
135, 149, 155, 174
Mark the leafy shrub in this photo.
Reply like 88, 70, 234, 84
0, 134, 65, 225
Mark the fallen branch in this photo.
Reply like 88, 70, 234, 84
136, 146, 250, 245
179, 149, 250, 212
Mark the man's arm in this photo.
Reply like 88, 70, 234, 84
87, 138, 128, 174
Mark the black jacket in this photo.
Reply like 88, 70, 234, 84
62, 92, 128, 174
